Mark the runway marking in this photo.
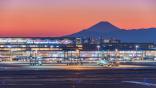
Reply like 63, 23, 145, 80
123, 81, 156, 87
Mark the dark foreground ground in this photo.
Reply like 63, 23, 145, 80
0, 69, 156, 88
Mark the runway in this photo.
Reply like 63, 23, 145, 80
0, 62, 156, 88
0, 69, 156, 88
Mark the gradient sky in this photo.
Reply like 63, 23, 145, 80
0, 0, 156, 37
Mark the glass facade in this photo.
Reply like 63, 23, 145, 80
0, 38, 155, 62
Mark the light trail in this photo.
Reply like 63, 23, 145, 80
123, 81, 156, 87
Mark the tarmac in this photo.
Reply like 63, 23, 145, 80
0, 61, 156, 71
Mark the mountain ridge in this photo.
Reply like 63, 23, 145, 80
66, 21, 156, 43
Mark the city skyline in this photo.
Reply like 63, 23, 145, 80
0, 0, 156, 37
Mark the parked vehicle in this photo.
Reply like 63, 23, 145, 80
97, 59, 120, 67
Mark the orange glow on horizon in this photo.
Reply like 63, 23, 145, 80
0, 0, 156, 37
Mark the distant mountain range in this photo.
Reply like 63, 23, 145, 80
67, 21, 156, 43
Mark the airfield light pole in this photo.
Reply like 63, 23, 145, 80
115, 49, 118, 61
97, 45, 101, 60
135, 45, 139, 60
135, 45, 139, 55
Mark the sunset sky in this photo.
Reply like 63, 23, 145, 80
0, 0, 156, 37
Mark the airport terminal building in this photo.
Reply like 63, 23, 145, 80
0, 37, 80, 61
0, 37, 156, 62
